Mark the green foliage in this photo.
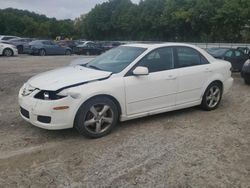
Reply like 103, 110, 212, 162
79, 0, 250, 42
0, 8, 77, 39
0, 0, 249, 42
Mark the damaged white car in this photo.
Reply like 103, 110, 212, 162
19, 43, 233, 138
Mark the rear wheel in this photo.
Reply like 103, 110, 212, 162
201, 82, 222, 111
39, 49, 46, 56
74, 97, 119, 138
3, 48, 13, 57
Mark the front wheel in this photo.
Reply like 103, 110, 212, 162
201, 82, 222, 111
3, 48, 13, 57
74, 97, 119, 138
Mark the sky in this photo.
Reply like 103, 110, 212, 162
0, 0, 140, 20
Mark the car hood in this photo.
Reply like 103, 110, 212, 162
27, 66, 112, 91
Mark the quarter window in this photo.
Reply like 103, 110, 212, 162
137, 47, 174, 73
176, 47, 207, 68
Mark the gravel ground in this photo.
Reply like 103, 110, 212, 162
0, 55, 249, 188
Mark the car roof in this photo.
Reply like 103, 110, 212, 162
122, 42, 205, 50
0, 35, 19, 39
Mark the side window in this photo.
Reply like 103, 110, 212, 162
176, 47, 205, 67
137, 47, 174, 73
235, 50, 243, 57
42, 41, 52, 45
50, 41, 57, 45
225, 50, 234, 58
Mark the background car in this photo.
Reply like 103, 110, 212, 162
237, 47, 250, 57
4, 38, 35, 54
28, 40, 72, 56
98, 41, 123, 51
0, 42, 18, 57
207, 48, 249, 71
241, 60, 250, 84
206, 47, 220, 54
74, 41, 103, 55
56, 40, 78, 51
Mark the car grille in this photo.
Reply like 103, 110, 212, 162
20, 107, 29, 119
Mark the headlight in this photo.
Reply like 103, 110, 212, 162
34, 89, 80, 100
34, 90, 67, 100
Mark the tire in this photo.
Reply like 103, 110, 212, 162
201, 82, 222, 111
244, 78, 250, 85
74, 97, 119, 138
39, 49, 46, 56
3, 48, 13, 57
65, 50, 71, 56
17, 45, 23, 54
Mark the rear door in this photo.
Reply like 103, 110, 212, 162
42, 41, 53, 54
224, 50, 235, 69
50, 41, 65, 55
174, 46, 211, 105
234, 50, 247, 71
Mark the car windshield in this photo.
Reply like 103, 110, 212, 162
84, 46, 146, 73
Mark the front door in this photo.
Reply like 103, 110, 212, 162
124, 47, 178, 115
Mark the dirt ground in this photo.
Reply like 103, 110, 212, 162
0, 55, 249, 188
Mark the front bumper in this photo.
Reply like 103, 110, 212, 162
18, 87, 79, 130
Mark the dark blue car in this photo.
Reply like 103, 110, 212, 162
29, 40, 72, 56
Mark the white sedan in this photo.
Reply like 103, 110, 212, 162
18, 43, 233, 138
0, 42, 18, 57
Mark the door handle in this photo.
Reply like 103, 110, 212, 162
165, 75, 177, 80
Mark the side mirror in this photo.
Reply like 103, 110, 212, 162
133, 66, 149, 76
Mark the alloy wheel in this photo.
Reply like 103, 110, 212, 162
4, 49, 13, 57
206, 85, 221, 108
84, 104, 114, 134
